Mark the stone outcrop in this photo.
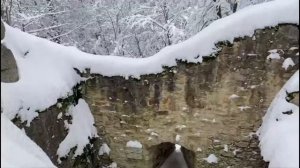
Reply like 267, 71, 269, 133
1, 21, 19, 83
12, 25, 299, 168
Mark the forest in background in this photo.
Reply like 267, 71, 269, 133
1, 0, 269, 57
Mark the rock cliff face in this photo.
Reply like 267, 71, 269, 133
8, 25, 298, 168
1, 21, 19, 83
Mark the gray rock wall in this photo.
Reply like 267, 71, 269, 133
1, 21, 19, 83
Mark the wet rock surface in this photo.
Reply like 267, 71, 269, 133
12, 25, 298, 168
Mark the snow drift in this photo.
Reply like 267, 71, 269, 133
258, 70, 299, 168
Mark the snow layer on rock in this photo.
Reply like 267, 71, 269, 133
203, 154, 218, 163
224, 144, 229, 152
1, 114, 56, 168
1, 0, 299, 124
282, 57, 295, 70
289, 47, 298, 50
99, 143, 111, 156
258, 70, 299, 168
266, 49, 281, 60
228, 94, 240, 99
106, 162, 117, 168
57, 99, 98, 159
175, 134, 181, 142
126, 140, 142, 148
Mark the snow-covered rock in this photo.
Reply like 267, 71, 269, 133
126, 140, 142, 148
1, 0, 299, 124
282, 57, 295, 70
99, 143, 111, 156
258, 70, 299, 168
224, 144, 229, 152
1, 114, 56, 168
228, 94, 240, 99
203, 154, 218, 164
57, 99, 98, 159
266, 49, 281, 60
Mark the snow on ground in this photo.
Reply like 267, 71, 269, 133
1, 0, 298, 124
203, 154, 218, 164
282, 57, 295, 70
126, 140, 142, 148
98, 143, 111, 156
57, 99, 98, 160
257, 70, 299, 168
1, 114, 56, 168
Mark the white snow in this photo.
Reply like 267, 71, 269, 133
238, 106, 251, 111
266, 49, 281, 60
282, 57, 295, 70
213, 139, 220, 143
175, 134, 181, 142
203, 154, 218, 164
145, 128, 154, 133
175, 124, 187, 130
63, 120, 69, 130
250, 85, 259, 89
150, 132, 159, 137
233, 148, 241, 155
105, 162, 117, 168
1, 0, 299, 124
229, 94, 240, 99
57, 103, 62, 108
196, 147, 202, 152
247, 53, 258, 56
126, 140, 142, 148
57, 112, 63, 120
175, 144, 182, 152
57, 99, 98, 159
99, 143, 111, 156
247, 132, 257, 138
289, 47, 298, 50
268, 49, 278, 53
1, 114, 56, 168
258, 70, 299, 168
224, 144, 229, 152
